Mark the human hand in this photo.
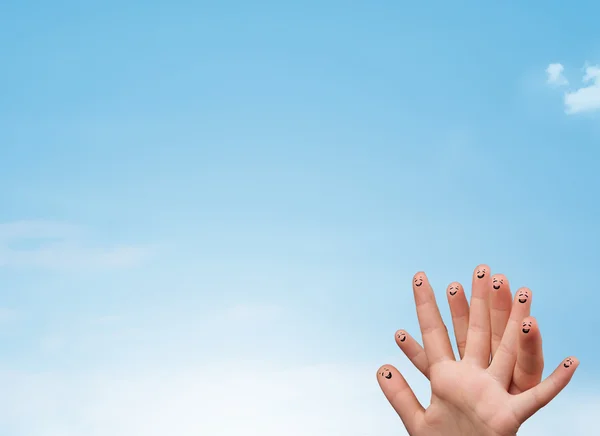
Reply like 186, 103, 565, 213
394, 270, 543, 394
377, 265, 578, 436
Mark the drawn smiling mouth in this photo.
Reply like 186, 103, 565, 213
518, 298, 527, 303
415, 282, 423, 287
399, 336, 406, 342
564, 363, 571, 368
493, 284, 500, 290
449, 290, 457, 295
522, 328, 530, 333
385, 373, 392, 379
477, 273, 485, 278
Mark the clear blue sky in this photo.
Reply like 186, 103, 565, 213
0, 1, 599, 434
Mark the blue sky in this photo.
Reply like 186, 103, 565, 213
0, 1, 599, 434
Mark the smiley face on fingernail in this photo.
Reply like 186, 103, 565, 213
475, 266, 487, 279
522, 321, 532, 334
379, 367, 393, 379
563, 358, 575, 368
447, 282, 461, 296
397, 331, 407, 342
517, 289, 530, 304
492, 276, 504, 290
414, 274, 424, 287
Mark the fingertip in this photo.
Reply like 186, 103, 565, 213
491, 274, 509, 291
473, 264, 490, 280
395, 330, 408, 344
560, 356, 579, 371
413, 271, 427, 289
447, 281, 463, 297
519, 316, 537, 335
376, 364, 398, 384
515, 287, 532, 305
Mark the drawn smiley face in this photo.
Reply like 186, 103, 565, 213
563, 358, 575, 368
522, 321, 532, 334
413, 273, 424, 288
447, 282, 461, 296
492, 276, 504, 290
396, 331, 407, 342
379, 367, 393, 379
476, 267, 487, 279
517, 289, 530, 304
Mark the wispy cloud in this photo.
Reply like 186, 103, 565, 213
0, 220, 154, 271
546, 63, 568, 86
564, 65, 600, 114
0, 361, 593, 436
0, 361, 419, 436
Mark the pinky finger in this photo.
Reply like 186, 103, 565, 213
377, 365, 425, 434
395, 330, 430, 379
511, 356, 579, 423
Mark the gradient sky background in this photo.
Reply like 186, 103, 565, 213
1, 1, 599, 435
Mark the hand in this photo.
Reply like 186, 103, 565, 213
395, 272, 543, 394
377, 265, 578, 436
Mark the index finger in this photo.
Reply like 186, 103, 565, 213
412, 271, 455, 367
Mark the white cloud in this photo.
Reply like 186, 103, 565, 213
0, 220, 153, 271
546, 63, 569, 86
564, 65, 600, 114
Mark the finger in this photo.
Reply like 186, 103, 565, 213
490, 274, 513, 358
412, 272, 455, 366
463, 264, 492, 367
377, 364, 425, 434
509, 316, 544, 394
446, 281, 469, 359
488, 287, 532, 387
510, 356, 579, 423
395, 330, 430, 379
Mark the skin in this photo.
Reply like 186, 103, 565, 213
414, 274, 425, 288
397, 272, 541, 394
379, 266, 578, 436
489, 274, 513, 358
510, 316, 544, 394
446, 282, 469, 358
